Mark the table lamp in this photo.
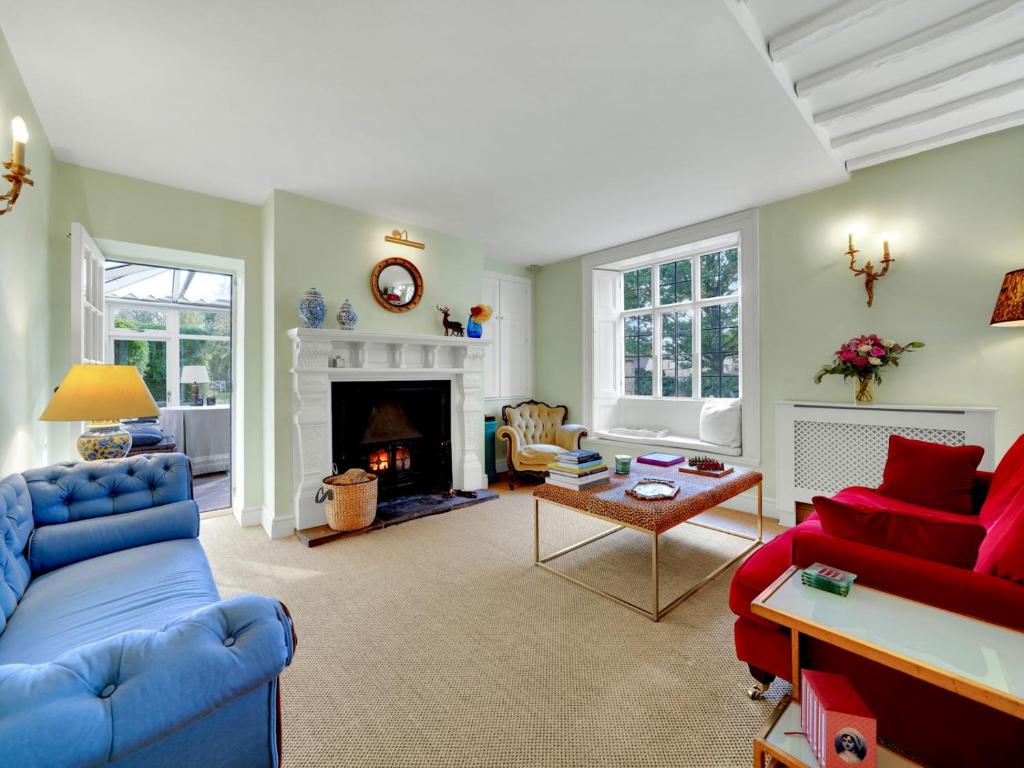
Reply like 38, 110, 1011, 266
40, 364, 160, 460
181, 365, 210, 405
991, 269, 1024, 327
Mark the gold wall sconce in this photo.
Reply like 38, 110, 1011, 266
847, 233, 893, 307
384, 229, 425, 250
1, 116, 33, 217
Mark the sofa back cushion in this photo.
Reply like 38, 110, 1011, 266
877, 435, 984, 515
0, 473, 33, 633
24, 454, 192, 527
974, 485, 1024, 583
814, 495, 987, 569
979, 434, 1024, 529
502, 401, 567, 446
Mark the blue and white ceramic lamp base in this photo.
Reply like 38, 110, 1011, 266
78, 421, 133, 461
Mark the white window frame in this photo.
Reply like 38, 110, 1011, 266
582, 209, 760, 463
106, 299, 231, 407
621, 248, 740, 400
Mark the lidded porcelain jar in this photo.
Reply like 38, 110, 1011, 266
337, 298, 358, 330
298, 287, 326, 328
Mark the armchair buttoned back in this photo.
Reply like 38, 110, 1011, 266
502, 401, 568, 445
24, 454, 193, 527
0, 474, 32, 633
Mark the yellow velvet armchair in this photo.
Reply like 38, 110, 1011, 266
496, 400, 588, 489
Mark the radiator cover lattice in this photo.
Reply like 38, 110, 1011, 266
793, 421, 966, 495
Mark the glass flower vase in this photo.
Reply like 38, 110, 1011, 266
854, 376, 874, 405
466, 316, 483, 338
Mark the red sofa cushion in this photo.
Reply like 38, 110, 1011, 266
975, 486, 1024, 583
813, 495, 986, 569
833, 486, 981, 524
979, 434, 1024, 529
877, 435, 984, 515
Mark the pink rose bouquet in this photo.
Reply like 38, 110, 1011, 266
814, 334, 924, 386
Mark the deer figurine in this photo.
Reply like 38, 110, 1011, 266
437, 305, 464, 337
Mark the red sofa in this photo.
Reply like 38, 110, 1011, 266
731, 435, 1024, 768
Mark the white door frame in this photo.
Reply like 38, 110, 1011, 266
95, 237, 249, 522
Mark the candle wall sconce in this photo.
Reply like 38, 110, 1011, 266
846, 233, 894, 307
1, 117, 33, 217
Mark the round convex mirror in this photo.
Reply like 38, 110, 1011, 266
371, 257, 423, 312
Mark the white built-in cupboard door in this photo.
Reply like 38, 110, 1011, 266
482, 275, 501, 399
70, 223, 106, 365
499, 278, 531, 398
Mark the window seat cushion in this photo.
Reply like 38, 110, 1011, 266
591, 430, 742, 457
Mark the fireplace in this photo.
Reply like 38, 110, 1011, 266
331, 380, 452, 501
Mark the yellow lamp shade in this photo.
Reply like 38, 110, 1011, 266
40, 364, 160, 422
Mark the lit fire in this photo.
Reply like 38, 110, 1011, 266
395, 446, 411, 471
369, 448, 389, 472
368, 445, 411, 473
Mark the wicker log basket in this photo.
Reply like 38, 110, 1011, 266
314, 467, 378, 531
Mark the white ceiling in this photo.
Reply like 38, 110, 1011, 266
741, 0, 1024, 170
0, 1, 855, 264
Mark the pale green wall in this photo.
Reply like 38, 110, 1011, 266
0, 31, 54, 476
534, 256, 584, 419
48, 163, 264, 507
757, 126, 1024, 498
268, 190, 494, 524
532, 126, 1024, 504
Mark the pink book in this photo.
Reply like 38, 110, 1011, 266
801, 670, 877, 768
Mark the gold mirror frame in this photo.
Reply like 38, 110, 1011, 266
370, 257, 424, 313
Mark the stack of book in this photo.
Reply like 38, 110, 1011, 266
545, 450, 610, 490
801, 563, 857, 597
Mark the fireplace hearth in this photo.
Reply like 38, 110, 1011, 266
332, 380, 452, 501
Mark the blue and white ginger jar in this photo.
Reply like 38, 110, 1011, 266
337, 298, 358, 330
298, 287, 326, 328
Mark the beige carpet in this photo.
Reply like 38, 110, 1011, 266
200, 487, 788, 767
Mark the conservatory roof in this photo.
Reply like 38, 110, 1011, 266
104, 261, 230, 309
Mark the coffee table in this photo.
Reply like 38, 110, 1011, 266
532, 464, 763, 621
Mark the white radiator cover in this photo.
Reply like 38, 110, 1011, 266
775, 401, 996, 526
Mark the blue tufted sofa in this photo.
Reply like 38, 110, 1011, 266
0, 453, 296, 768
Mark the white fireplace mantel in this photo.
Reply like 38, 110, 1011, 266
287, 328, 491, 531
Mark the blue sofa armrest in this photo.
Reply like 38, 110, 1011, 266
27, 499, 200, 574
0, 595, 295, 768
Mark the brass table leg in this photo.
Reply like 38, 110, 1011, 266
651, 532, 660, 621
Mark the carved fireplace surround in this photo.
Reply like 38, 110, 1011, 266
288, 328, 489, 531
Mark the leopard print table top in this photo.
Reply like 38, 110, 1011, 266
533, 464, 762, 534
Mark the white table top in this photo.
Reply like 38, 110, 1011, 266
753, 568, 1024, 717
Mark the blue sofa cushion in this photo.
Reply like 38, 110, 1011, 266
27, 500, 200, 574
0, 473, 33, 634
24, 453, 192, 526
127, 425, 164, 448
0, 539, 219, 665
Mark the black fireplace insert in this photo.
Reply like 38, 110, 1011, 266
331, 380, 452, 501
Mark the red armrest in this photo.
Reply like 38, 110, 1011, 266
791, 529, 1024, 631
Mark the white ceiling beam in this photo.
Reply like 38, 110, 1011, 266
845, 107, 1024, 170
769, 0, 911, 62
814, 39, 1024, 126
796, 0, 1024, 97
830, 77, 1024, 148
